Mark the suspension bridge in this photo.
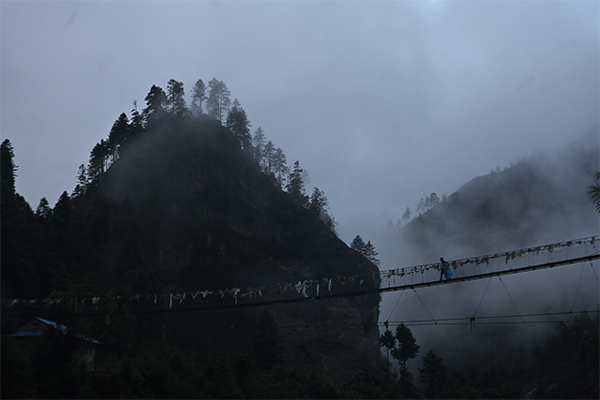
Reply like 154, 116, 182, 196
4, 236, 599, 319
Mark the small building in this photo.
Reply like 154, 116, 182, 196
6, 317, 100, 371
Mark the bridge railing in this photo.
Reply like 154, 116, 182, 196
378, 236, 599, 289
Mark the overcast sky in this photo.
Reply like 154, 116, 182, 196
2, 0, 599, 246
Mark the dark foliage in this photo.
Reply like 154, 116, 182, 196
1, 80, 383, 398
3, 80, 596, 399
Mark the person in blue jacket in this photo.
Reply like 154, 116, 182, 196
439, 258, 453, 281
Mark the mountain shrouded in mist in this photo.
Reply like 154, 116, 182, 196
2, 76, 598, 397
1, 80, 383, 396
386, 126, 599, 265
84, 112, 383, 381
372, 126, 599, 399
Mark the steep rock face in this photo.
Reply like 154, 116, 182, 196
274, 296, 381, 383
82, 117, 382, 382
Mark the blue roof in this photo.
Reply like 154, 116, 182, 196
36, 317, 69, 334
5, 317, 100, 344
35, 317, 101, 344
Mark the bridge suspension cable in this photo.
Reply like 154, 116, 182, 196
4, 236, 598, 318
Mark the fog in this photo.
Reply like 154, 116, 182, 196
2, 0, 599, 372
374, 128, 599, 372
2, 1, 598, 236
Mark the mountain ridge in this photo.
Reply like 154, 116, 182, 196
382, 127, 599, 265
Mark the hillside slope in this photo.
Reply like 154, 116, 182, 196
388, 126, 599, 264
76, 115, 382, 382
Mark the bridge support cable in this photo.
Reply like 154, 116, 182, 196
384, 288, 405, 326
4, 239, 599, 319
380, 309, 600, 328
6, 254, 600, 320
470, 273, 494, 332
412, 288, 437, 325
589, 259, 600, 284
374, 253, 599, 298
497, 275, 525, 323
568, 263, 586, 317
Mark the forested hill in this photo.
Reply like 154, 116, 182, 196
388, 126, 599, 264
1, 79, 382, 394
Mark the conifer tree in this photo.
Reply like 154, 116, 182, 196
107, 112, 130, 161
401, 207, 412, 225
1, 139, 16, 194
363, 241, 380, 266
35, 198, 52, 219
425, 192, 440, 210
416, 198, 426, 215
49, 191, 75, 291
206, 78, 231, 123
226, 99, 251, 150
272, 147, 289, 187
252, 127, 266, 163
166, 79, 187, 117
351, 235, 380, 265
286, 160, 307, 206
87, 139, 109, 181
0, 139, 38, 298
262, 140, 275, 174
419, 349, 446, 398
351, 235, 366, 254
309, 187, 328, 217
391, 323, 420, 383
380, 329, 396, 373
190, 79, 206, 116
143, 85, 167, 126
129, 100, 145, 140
72, 164, 88, 198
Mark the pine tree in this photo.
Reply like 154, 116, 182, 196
35, 198, 52, 219
391, 323, 420, 381
272, 147, 289, 187
1, 140, 38, 298
416, 198, 426, 215
262, 140, 275, 174
426, 192, 440, 210
107, 112, 130, 161
252, 127, 266, 163
351, 236, 380, 265
206, 78, 231, 123
380, 329, 396, 373
363, 241, 380, 266
129, 100, 145, 141
143, 85, 167, 126
87, 139, 109, 181
286, 160, 307, 206
72, 164, 88, 198
401, 207, 412, 225
309, 187, 328, 217
166, 79, 187, 117
419, 349, 446, 398
49, 191, 75, 291
190, 79, 206, 116
1, 139, 16, 194
226, 99, 251, 150
351, 235, 366, 254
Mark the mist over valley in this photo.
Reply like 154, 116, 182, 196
2, 1, 599, 398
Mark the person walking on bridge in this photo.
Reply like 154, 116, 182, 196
439, 258, 453, 281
